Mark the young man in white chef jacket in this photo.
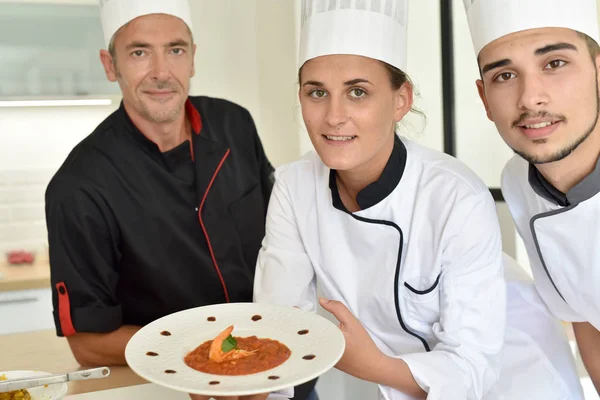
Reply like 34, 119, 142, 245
464, 0, 600, 392
254, 0, 584, 399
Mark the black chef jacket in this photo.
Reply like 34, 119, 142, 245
45, 96, 274, 336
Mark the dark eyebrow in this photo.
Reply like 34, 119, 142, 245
302, 80, 323, 87
125, 39, 190, 51
535, 42, 578, 56
302, 78, 373, 87
125, 41, 151, 51
344, 78, 372, 86
481, 43, 578, 76
167, 39, 190, 48
482, 59, 511, 75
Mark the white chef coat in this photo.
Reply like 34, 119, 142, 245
254, 137, 582, 400
502, 155, 600, 329
500, 254, 582, 400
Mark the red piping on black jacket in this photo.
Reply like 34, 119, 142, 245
198, 149, 231, 303
185, 99, 202, 162
56, 282, 76, 336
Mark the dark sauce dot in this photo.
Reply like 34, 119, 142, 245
303, 354, 316, 360
298, 330, 309, 335
251, 315, 262, 321
207, 316, 216, 322
165, 370, 176, 374
146, 352, 158, 356
160, 331, 171, 336
268, 376, 280, 380
209, 381, 220, 385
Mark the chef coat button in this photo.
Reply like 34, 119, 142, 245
195, 207, 199, 211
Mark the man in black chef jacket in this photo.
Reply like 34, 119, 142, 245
45, 1, 316, 399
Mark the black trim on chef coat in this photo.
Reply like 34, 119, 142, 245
45, 96, 274, 336
328, 136, 431, 352
529, 206, 574, 303
528, 156, 600, 207
330, 135, 407, 210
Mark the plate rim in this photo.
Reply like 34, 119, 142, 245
124, 302, 345, 396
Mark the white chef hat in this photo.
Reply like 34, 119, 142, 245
99, 0, 193, 48
464, 0, 600, 55
299, 0, 409, 71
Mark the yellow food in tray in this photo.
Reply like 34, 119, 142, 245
0, 374, 31, 400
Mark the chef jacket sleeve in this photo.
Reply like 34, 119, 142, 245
396, 190, 506, 400
253, 169, 318, 312
45, 181, 123, 336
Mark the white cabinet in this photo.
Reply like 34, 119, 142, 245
0, 287, 54, 335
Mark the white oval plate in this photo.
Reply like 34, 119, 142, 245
0, 370, 68, 400
125, 302, 345, 397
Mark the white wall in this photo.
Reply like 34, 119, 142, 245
188, 0, 301, 168
404, 0, 444, 152
0, 104, 118, 253
451, 0, 516, 189
0, 105, 117, 170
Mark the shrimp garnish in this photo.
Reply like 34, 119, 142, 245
208, 325, 257, 363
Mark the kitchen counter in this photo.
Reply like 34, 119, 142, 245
0, 259, 50, 292
64, 383, 189, 399
0, 329, 147, 395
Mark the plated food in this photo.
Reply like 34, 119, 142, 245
125, 302, 345, 397
184, 325, 291, 376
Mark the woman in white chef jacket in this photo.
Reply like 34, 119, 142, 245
254, 1, 582, 399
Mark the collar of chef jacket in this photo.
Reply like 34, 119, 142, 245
329, 134, 407, 211
528, 156, 600, 207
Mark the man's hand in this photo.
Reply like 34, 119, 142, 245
189, 393, 269, 400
